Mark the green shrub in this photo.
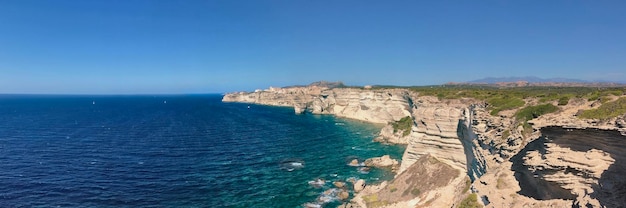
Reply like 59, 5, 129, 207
457, 193, 483, 208
391, 116, 413, 137
600, 96, 613, 104
463, 178, 471, 193
410, 188, 421, 196
488, 97, 525, 115
587, 93, 600, 101
501, 130, 510, 140
557, 96, 570, 106
515, 104, 559, 122
579, 97, 626, 119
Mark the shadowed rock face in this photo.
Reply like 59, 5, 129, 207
511, 127, 626, 207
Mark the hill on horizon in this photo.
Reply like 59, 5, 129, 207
469, 76, 591, 84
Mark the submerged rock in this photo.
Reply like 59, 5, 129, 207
308, 178, 326, 188
279, 159, 305, 171
357, 167, 370, 174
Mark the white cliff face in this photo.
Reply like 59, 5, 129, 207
307, 88, 412, 123
223, 87, 412, 124
399, 96, 487, 181
223, 84, 626, 208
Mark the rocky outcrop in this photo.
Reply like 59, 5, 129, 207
351, 154, 469, 208
374, 124, 411, 144
364, 155, 399, 170
530, 97, 626, 135
511, 127, 626, 207
399, 96, 486, 178
354, 179, 366, 192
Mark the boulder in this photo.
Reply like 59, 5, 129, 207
338, 190, 350, 200
333, 181, 346, 188
354, 179, 366, 192
348, 159, 360, 166
364, 155, 399, 167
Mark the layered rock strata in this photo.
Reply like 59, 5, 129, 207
223, 83, 626, 208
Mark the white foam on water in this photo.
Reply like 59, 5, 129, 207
302, 202, 322, 208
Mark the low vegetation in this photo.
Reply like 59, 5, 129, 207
373, 85, 626, 139
391, 116, 413, 137
487, 96, 525, 115
578, 97, 626, 119
515, 104, 559, 122
501, 130, 510, 140
410, 188, 421, 196
496, 174, 508, 189
463, 178, 471, 193
557, 96, 571, 106
362, 194, 390, 208
457, 193, 483, 208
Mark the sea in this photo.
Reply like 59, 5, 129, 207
0, 94, 405, 207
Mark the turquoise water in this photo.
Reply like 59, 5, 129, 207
0, 95, 404, 207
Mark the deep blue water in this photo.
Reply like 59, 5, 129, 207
0, 94, 404, 207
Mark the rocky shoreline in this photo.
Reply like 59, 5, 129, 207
223, 82, 626, 208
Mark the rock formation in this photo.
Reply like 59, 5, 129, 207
364, 155, 399, 168
223, 82, 626, 208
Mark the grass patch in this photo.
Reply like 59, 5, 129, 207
557, 96, 571, 106
487, 96, 525, 115
515, 104, 559, 122
501, 130, 510, 140
363, 194, 378, 203
391, 116, 412, 137
389, 185, 397, 193
411, 188, 421, 196
362, 194, 390, 208
578, 97, 626, 119
600, 96, 613, 104
463, 178, 471, 193
496, 175, 507, 189
457, 193, 483, 208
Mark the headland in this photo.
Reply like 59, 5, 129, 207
223, 81, 626, 208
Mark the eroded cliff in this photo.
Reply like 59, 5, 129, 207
223, 83, 626, 208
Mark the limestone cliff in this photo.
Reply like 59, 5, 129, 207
223, 82, 626, 208
223, 87, 412, 124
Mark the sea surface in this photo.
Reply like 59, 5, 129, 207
0, 94, 404, 207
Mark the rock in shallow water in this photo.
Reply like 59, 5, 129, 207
364, 155, 398, 167
348, 159, 360, 167
333, 181, 345, 188
354, 179, 366, 192
338, 190, 350, 200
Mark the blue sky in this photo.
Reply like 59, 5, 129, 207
1, 0, 625, 94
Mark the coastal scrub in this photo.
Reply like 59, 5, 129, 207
457, 193, 483, 208
515, 104, 559, 122
578, 97, 626, 119
392, 116, 413, 137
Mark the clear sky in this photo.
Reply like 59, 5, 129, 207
1, 0, 625, 94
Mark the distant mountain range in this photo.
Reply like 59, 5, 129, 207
445, 76, 626, 87
469, 76, 590, 84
